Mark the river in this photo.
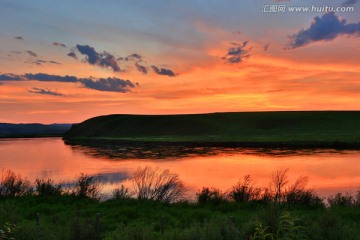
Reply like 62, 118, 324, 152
1, 138, 359, 198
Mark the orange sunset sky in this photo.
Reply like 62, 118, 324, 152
0, 0, 360, 123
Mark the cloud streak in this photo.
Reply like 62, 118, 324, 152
28, 87, 63, 96
76, 44, 121, 72
287, 12, 360, 49
0, 73, 138, 93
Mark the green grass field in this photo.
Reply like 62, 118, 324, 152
1, 196, 360, 240
63, 111, 360, 148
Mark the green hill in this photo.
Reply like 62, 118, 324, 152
63, 111, 360, 147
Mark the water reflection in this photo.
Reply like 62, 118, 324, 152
65, 140, 353, 160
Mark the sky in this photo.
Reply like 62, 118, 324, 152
0, 0, 360, 123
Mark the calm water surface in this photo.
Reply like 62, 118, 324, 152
1, 138, 360, 198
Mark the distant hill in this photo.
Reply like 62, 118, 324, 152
63, 111, 360, 148
0, 123, 72, 138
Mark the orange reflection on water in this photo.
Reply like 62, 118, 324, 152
1, 138, 360, 198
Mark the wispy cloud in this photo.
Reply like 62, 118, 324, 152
222, 41, 252, 64
67, 52, 77, 59
287, 12, 360, 49
53, 42, 66, 48
263, 44, 270, 51
151, 66, 176, 77
342, 0, 358, 7
25, 50, 38, 57
28, 87, 63, 96
76, 44, 121, 72
0, 73, 138, 93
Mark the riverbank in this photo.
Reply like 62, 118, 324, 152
1, 169, 360, 239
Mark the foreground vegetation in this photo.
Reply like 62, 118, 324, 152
63, 111, 360, 148
1, 167, 360, 239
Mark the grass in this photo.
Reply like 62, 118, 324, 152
63, 111, 360, 148
1, 196, 360, 239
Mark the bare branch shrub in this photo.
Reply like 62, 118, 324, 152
132, 166, 187, 203
272, 167, 289, 203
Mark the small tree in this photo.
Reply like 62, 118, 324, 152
132, 166, 187, 203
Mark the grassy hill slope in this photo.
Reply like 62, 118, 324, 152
63, 111, 360, 147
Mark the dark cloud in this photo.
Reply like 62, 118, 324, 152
67, 52, 77, 59
342, 0, 357, 6
76, 44, 121, 72
53, 42, 66, 47
128, 53, 143, 61
151, 66, 176, 77
222, 41, 251, 64
118, 56, 129, 61
0, 73, 138, 93
264, 44, 270, 51
287, 12, 360, 49
25, 50, 38, 57
135, 62, 148, 74
28, 87, 63, 96
0, 73, 22, 81
14, 36, 23, 40
24, 73, 78, 82
80, 77, 137, 92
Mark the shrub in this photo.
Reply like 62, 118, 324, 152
196, 187, 228, 205
112, 185, 131, 199
327, 193, 354, 207
285, 190, 324, 208
0, 170, 33, 197
72, 173, 102, 199
229, 175, 261, 203
132, 166, 187, 203
35, 178, 63, 196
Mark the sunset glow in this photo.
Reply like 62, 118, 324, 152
1, 1, 360, 123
